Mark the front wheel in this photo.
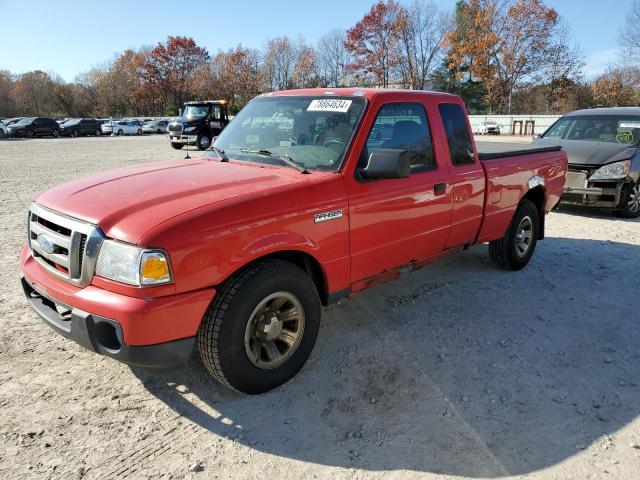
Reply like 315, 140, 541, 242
170, 142, 184, 150
615, 181, 640, 218
137, 128, 142, 135
117, 129, 123, 136
489, 199, 539, 271
198, 260, 321, 394
95, 129, 101, 136
196, 133, 211, 150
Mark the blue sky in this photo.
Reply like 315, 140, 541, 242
0, 0, 632, 82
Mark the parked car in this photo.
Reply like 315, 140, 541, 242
478, 120, 501, 135
4, 117, 25, 128
142, 119, 169, 134
101, 120, 142, 136
0, 120, 6, 138
536, 107, 640, 218
60, 118, 103, 137
167, 100, 230, 150
20, 88, 566, 394
7, 117, 60, 137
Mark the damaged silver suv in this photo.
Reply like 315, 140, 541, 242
536, 107, 640, 218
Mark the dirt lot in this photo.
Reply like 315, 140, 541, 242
1, 135, 639, 480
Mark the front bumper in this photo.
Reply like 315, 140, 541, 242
168, 133, 197, 144
20, 247, 215, 370
561, 170, 623, 208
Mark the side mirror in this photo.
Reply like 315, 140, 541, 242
359, 149, 411, 180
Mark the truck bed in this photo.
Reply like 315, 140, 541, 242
476, 142, 562, 160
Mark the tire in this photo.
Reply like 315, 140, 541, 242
489, 199, 539, 271
117, 129, 123, 136
0, 129, 4, 139
198, 259, 321, 394
52, 129, 60, 138
72, 129, 79, 138
26, 129, 35, 138
95, 129, 101, 136
170, 142, 184, 150
137, 128, 142, 135
157, 129, 161, 134
614, 181, 640, 218
196, 133, 211, 150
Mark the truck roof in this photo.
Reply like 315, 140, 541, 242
184, 100, 227, 105
266, 88, 461, 102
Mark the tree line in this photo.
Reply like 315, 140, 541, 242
1, 0, 639, 118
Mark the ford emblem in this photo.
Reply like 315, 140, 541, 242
37, 234, 55, 254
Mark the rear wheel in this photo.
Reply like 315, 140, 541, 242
26, 129, 35, 138
95, 128, 101, 136
198, 260, 321, 394
196, 133, 211, 150
137, 128, 142, 135
170, 142, 184, 150
615, 181, 640, 218
117, 129, 123, 136
489, 199, 539, 271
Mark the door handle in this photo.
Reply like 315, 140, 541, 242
434, 183, 447, 195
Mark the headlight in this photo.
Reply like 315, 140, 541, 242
95, 240, 172, 286
589, 160, 631, 181
183, 126, 196, 133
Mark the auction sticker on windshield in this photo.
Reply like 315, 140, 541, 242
307, 99, 352, 113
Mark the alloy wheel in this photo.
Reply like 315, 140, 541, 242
243, 291, 305, 370
628, 184, 640, 213
514, 215, 533, 257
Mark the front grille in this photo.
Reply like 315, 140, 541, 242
168, 123, 183, 134
28, 204, 104, 287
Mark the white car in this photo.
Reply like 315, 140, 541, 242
0, 120, 6, 138
142, 119, 169, 134
478, 121, 501, 135
101, 120, 143, 136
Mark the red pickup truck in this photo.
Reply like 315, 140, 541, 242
20, 89, 567, 394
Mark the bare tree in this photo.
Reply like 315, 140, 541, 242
619, 0, 640, 61
262, 37, 297, 90
541, 22, 584, 112
398, 0, 451, 90
317, 29, 351, 87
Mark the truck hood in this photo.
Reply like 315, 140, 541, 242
35, 158, 325, 244
536, 138, 638, 166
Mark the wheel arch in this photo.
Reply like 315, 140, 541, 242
219, 249, 331, 306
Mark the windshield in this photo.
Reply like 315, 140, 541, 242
212, 96, 367, 171
16, 117, 35, 125
542, 114, 640, 145
64, 119, 80, 125
183, 105, 209, 120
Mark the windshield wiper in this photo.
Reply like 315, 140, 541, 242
240, 149, 308, 174
210, 145, 229, 161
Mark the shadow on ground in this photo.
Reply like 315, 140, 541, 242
134, 237, 640, 477
557, 204, 640, 223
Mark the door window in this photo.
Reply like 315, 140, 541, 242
362, 103, 434, 169
438, 103, 475, 165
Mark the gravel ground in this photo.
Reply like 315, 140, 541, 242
1, 135, 639, 480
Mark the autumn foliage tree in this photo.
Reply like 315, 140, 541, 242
145, 36, 209, 112
447, 0, 579, 113
345, 0, 404, 87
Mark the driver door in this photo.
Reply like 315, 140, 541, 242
344, 101, 453, 283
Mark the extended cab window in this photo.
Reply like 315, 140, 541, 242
439, 103, 475, 165
363, 103, 434, 168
